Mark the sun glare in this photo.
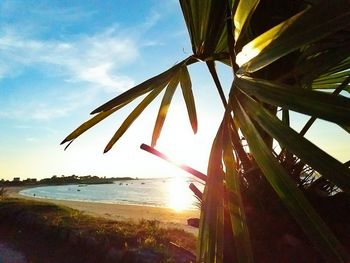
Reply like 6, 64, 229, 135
155, 108, 214, 174
166, 176, 194, 211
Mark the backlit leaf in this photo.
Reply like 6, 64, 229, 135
179, 0, 228, 57
237, 1, 350, 72
104, 86, 165, 153
236, 90, 350, 193
234, 0, 260, 42
91, 57, 196, 114
151, 73, 179, 147
232, 94, 350, 262
299, 46, 350, 87
236, 76, 350, 126
222, 114, 254, 263
199, 122, 225, 263
179, 65, 198, 133
61, 106, 120, 145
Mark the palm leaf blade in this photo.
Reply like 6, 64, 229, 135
91, 57, 195, 114
234, 0, 260, 42
61, 106, 120, 145
151, 74, 179, 147
180, 66, 198, 133
104, 87, 164, 153
222, 116, 254, 263
300, 48, 350, 88
199, 124, 225, 262
236, 77, 350, 126
237, 90, 350, 193
238, 1, 350, 72
232, 95, 350, 262
179, 0, 228, 57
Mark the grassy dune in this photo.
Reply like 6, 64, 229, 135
0, 198, 196, 263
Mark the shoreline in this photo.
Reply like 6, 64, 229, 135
6, 186, 200, 235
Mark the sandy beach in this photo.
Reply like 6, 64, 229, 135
6, 186, 200, 234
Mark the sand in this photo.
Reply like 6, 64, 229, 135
6, 186, 200, 235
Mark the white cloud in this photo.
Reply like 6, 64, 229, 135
0, 26, 138, 92
0, 86, 99, 121
25, 137, 37, 142
0, 3, 174, 122
0, 102, 73, 121
0, 26, 141, 120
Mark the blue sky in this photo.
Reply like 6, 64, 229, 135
0, 0, 228, 180
0, 1, 348, 180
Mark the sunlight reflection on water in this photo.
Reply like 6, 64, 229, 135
167, 176, 196, 211
20, 177, 203, 211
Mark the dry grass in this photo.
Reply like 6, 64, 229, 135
0, 198, 196, 262
0, 186, 7, 199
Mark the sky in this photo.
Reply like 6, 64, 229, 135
0, 0, 348, 181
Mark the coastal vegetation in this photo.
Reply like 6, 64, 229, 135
61, 1, 350, 262
0, 186, 7, 200
0, 198, 196, 262
0, 175, 134, 187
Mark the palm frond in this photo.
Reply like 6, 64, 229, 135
61, 106, 121, 146
234, 0, 260, 43
180, 65, 198, 133
179, 0, 228, 58
151, 73, 180, 147
236, 76, 350, 126
222, 114, 254, 263
104, 86, 165, 153
232, 93, 350, 262
91, 57, 196, 114
198, 123, 225, 262
235, 89, 350, 193
237, 1, 350, 72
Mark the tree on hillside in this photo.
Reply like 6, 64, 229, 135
62, 1, 350, 262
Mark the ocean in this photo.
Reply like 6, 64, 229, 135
19, 177, 202, 211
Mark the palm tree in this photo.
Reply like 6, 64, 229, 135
62, 1, 350, 262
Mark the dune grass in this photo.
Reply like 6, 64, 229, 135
0, 198, 196, 262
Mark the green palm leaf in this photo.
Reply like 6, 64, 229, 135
237, 1, 350, 72
234, 0, 260, 43
179, 65, 198, 133
179, 0, 228, 57
91, 57, 196, 114
151, 73, 179, 147
222, 115, 254, 263
300, 76, 350, 135
236, 89, 350, 193
299, 47, 350, 88
314, 71, 350, 86
313, 66, 350, 94
104, 86, 165, 153
199, 123, 225, 263
61, 106, 120, 146
236, 77, 350, 126
232, 94, 350, 262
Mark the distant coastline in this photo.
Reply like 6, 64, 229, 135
0, 175, 135, 187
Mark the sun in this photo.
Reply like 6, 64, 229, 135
154, 108, 214, 174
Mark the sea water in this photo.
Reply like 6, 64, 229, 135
19, 177, 202, 211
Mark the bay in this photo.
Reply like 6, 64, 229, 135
20, 177, 202, 211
